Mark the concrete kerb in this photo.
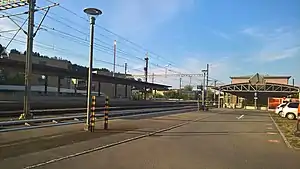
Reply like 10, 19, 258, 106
269, 114, 294, 149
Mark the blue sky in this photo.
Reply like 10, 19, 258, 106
0, 0, 299, 88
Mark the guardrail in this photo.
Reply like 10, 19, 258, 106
0, 106, 198, 132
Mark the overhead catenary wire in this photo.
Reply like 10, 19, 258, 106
1, 6, 224, 85
1, 11, 181, 76
42, 0, 186, 68
0, 35, 125, 68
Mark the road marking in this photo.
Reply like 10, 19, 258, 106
265, 123, 273, 126
266, 132, 277, 135
24, 113, 218, 169
266, 127, 273, 130
268, 140, 280, 143
236, 114, 244, 119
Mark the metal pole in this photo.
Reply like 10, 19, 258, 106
86, 16, 95, 131
179, 76, 182, 100
113, 40, 116, 77
189, 76, 192, 86
213, 80, 217, 105
144, 53, 149, 100
202, 72, 206, 108
124, 63, 127, 98
113, 40, 117, 98
218, 90, 221, 108
254, 92, 257, 110
23, 0, 35, 119
152, 73, 154, 83
197, 94, 200, 111
206, 64, 209, 105
206, 64, 209, 87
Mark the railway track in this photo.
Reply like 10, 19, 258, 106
0, 105, 198, 132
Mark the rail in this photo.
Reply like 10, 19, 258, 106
0, 106, 198, 132
0, 103, 196, 117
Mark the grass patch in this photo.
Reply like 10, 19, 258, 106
270, 113, 300, 149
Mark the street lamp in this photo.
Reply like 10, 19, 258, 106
83, 7, 102, 131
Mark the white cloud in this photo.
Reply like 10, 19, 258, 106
212, 30, 231, 40
106, 0, 194, 41
242, 26, 300, 62
259, 46, 300, 61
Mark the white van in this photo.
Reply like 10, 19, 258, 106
280, 102, 299, 120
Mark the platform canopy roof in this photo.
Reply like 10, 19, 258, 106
0, 58, 171, 90
215, 73, 299, 98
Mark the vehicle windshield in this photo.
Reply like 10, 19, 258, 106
279, 104, 286, 107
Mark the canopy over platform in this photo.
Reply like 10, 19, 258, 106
218, 82, 299, 98
0, 58, 171, 90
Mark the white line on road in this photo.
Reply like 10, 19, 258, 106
266, 132, 277, 135
236, 114, 244, 120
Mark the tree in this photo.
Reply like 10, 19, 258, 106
0, 44, 7, 56
0, 44, 4, 54
10, 49, 21, 54
183, 85, 193, 91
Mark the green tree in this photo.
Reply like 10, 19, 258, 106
183, 85, 193, 91
0, 44, 4, 54
10, 49, 21, 54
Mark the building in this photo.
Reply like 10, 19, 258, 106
2, 53, 73, 88
217, 73, 300, 110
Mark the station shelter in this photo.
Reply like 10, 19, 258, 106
216, 73, 300, 110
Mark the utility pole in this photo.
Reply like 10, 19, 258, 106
206, 64, 209, 105
189, 75, 192, 86
124, 62, 127, 98
113, 40, 116, 77
214, 80, 217, 105
113, 40, 117, 98
179, 76, 182, 100
152, 73, 154, 83
202, 71, 206, 108
23, 0, 35, 119
144, 53, 149, 100
206, 64, 209, 87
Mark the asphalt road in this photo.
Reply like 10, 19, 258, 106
1, 109, 299, 169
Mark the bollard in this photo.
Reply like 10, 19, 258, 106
90, 96, 96, 132
104, 96, 109, 130
19, 113, 25, 120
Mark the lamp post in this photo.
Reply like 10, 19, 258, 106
83, 7, 102, 131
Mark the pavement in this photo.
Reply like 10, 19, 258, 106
1, 109, 300, 169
